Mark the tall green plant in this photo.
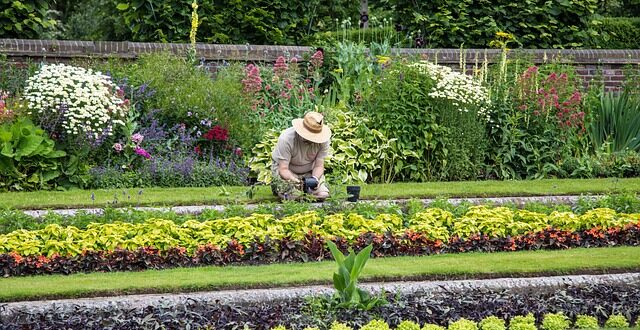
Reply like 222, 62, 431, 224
588, 91, 640, 153
326, 241, 385, 310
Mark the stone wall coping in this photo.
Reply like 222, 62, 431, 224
1, 39, 640, 64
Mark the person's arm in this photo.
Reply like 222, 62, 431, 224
311, 158, 324, 180
278, 160, 301, 183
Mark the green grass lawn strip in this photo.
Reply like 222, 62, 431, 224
1, 246, 639, 302
2, 178, 639, 210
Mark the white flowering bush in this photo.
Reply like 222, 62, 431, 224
24, 63, 128, 145
410, 61, 491, 120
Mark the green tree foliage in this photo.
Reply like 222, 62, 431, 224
597, 0, 640, 16
590, 17, 640, 49
0, 0, 57, 39
102, 0, 358, 44
390, 0, 602, 48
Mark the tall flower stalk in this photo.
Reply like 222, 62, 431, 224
187, 0, 199, 64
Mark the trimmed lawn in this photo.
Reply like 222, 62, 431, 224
1, 246, 639, 302
2, 177, 639, 209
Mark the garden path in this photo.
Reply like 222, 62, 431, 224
21, 195, 597, 218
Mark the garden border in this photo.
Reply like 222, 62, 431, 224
2, 272, 637, 318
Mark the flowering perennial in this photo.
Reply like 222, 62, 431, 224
0, 90, 13, 121
517, 66, 585, 131
411, 61, 491, 120
203, 125, 228, 141
24, 63, 128, 142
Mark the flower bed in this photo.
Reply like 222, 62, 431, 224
1, 280, 638, 329
1, 207, 639, 276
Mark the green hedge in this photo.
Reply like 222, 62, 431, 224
390, 0, 601, 48
591, 17, 640, 49
102, 0, 358, 44
0, 0, 56, 39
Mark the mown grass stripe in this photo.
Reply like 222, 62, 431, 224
1, 246, 639, 302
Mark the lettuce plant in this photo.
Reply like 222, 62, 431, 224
574, 315, 599, 329
541, 313, 569, 330
604, 314, 630, 328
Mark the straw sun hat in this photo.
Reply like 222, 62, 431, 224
292, 111, 332, 144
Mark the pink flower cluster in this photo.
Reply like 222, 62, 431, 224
518, 66, 586, 131
274, 56, 288, 76
131, 133, 144, 145
111, 132, 152, 159
310, 50, 324, 68
242, 64, 263, 93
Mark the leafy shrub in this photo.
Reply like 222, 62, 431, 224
392, 0, 601, 48
129, 54, 243, 133
604, 314, 630, 328
397, 320, 421, 330
325, 110, 403, 184
541, 313, 570, 330
0, 0, 57, 39
480, 316, 506, 330
509, 314, 537, 330
449, 319, 478, 330
0, 118, 67, 191
24, 63, 129, 149
591, 17, 640, 49
363, 61, 487, 181
423, 324, 446, 330
486, 64, 589, 180
574, 315, 600, 329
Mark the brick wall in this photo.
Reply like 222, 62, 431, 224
2, 39, 639, 89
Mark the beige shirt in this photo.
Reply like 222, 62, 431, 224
272, 127, 330, 175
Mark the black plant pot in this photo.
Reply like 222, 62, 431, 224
346, 185, 361, 202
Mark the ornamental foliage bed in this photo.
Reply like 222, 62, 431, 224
1, 281, 638, 330
2, 206, 639, 276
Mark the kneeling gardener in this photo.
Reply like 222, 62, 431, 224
271, 111, 331, 200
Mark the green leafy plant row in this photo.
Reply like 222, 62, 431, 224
1, 206, 638, 257
271, 312, 636, 330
